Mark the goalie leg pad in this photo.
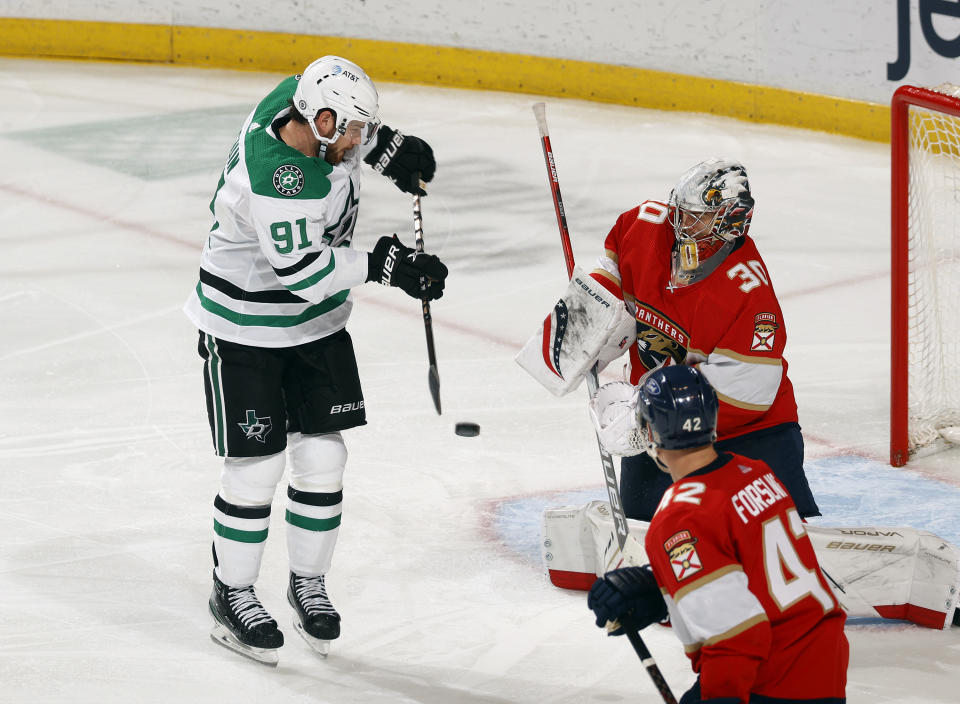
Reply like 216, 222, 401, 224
541, 500, 649, 590
544, 504, 960, 629
516, 267, 634, 397
807, 524, 960, 629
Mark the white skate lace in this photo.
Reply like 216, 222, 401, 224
228, 586, 274, 629
293, 575, 337, 616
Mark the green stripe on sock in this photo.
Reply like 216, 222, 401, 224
285, 510, 342, 532
214, 519, 268, 543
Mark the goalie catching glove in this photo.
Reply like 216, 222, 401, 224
515, 267, 634, 396
587, 381, 647, 456
367, 234, 448, 301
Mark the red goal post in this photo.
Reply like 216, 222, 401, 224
891, 84, 960, 466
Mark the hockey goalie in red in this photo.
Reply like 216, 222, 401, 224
588, 365, 848, 704
591, 158, 820, 522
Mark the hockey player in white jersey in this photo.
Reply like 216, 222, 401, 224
184, 55, 447, 665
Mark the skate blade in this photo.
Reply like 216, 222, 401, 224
210, 623, 279, 667
293, 619, 331, 657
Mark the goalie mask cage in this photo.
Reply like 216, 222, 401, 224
891, 83, 960, 467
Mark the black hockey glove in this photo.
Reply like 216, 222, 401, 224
363, 125, 435, 196
587, 564, 667, 635
367, 234, 448, 301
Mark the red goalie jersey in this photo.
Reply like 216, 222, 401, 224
591, 201, 798, 440
645, 452, 848, 702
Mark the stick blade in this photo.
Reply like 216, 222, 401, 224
532, 102, 549, 136
428, 364, 441, 415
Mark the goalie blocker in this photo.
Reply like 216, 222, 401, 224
542, 500, 960, 629
515, 266, 634, 396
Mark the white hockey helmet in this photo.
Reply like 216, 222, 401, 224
293, 55, 380, 151
666, 158, 755, 287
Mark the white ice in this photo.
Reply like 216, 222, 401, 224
1, 59, 958, 703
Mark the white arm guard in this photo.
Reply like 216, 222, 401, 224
587, 382, 646, 456
515, 267, 634, 397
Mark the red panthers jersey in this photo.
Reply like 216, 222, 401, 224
591, 201, 798, 440
645, 452, 848, 702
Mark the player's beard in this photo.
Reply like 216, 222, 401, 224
324, 139, 355, 165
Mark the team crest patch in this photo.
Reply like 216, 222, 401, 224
238, 409, 272, 443
751, 312, 778, 351
273, 164, 305, 196
664, 529, 703, 581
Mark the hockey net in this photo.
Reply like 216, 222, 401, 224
891, 83, 960, 466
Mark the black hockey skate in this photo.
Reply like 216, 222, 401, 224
209, 570, 284, 666
287, 572, 340, 656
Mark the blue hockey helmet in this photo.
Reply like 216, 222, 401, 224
636, 365, 718, 451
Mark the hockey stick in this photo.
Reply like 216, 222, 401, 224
534, 102, 678, 704
412, 180, 441, 415
532, 101, 629, 551
626, 630, 679, 704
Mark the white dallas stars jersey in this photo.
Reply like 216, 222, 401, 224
184, 75, 369, 348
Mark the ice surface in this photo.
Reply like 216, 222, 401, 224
1, 59, 957, 703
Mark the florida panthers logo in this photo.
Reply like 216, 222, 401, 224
273, 164, 305, 197
634, 303, 688, 371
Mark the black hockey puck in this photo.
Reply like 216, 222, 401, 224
455, 422, 480, 437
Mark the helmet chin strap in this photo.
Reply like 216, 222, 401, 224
307, 119, 332, 159
651, 447, 671, 473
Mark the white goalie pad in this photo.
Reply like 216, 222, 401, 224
806, 524, 960, 629
516, 267, 634, 397
541, 500, 650, 590
542, 502, 960, 630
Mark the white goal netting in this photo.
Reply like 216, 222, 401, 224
905, 82, 960, 450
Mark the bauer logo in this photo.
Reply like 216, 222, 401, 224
331, 401, 364, 414
273, 164, 305, 197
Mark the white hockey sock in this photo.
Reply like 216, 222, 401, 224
213, 452, 286, 587
286, 432, 346, 576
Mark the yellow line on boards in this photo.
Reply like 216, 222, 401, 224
0, 17, 888, 142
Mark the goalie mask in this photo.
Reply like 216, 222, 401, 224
636, 365, 718, 460
293, 56, 381, 157
667, 158, 755, 288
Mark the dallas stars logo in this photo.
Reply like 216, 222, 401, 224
273, 164, 305, 196
238, 409, 272, 443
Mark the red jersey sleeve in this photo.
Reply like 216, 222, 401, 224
589, 206, 640, 299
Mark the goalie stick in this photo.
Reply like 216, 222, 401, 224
533, 102, 677, 704
412, 179, 441, 415
532, 102, 628, 550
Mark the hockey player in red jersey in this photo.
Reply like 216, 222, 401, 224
589, 159, 819, 521
588, 365, 848, 704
